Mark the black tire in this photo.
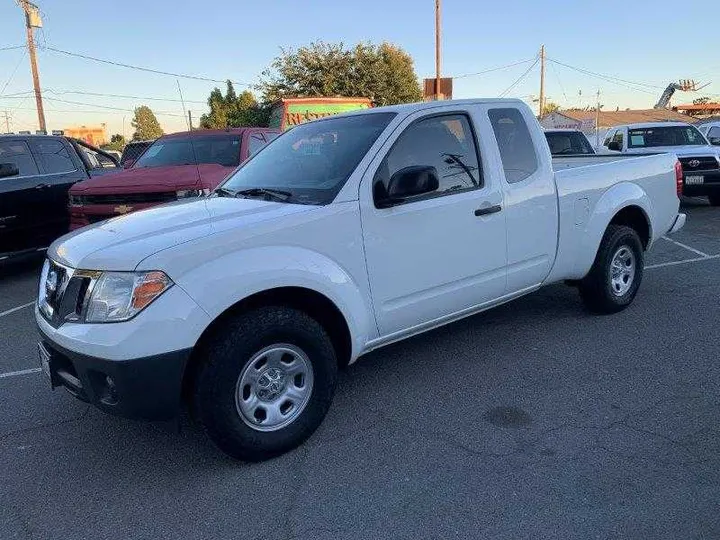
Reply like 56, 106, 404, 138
579, 225, 644, 314
193, 306, 338, 461
709, 195, 720, 207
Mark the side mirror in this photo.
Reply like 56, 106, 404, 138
709, 137, 720, 146
607, 141, 622, 151
376, 165, 440, 207
0, 163, 20, 179
123, 158, 136, 169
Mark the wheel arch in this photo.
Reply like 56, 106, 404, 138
182, 286, 355, 402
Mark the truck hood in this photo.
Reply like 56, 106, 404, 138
49, 197, 313, 270
629, 145, 720, 158
69, 164, 234, 193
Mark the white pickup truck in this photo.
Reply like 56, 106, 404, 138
36, 99, 685, 461
601, 121, 720, 205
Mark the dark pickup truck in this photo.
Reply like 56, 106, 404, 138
0, 134, 120, 261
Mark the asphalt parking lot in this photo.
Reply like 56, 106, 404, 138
1, 200, 719, 540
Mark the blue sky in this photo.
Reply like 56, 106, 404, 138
0, 0, 717, 136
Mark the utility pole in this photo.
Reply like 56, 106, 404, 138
538, 44, 546, 117
188, 110, 193, 131
18, 0, 46, 133
435, 0, 442, 100
1, 111, 10, 133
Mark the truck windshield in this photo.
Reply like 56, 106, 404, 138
627, 126, 707, 148
134, 136, 242, 168
220, 112, 396, 205
545, 131, 595, 155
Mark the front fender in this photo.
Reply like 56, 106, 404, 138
174, 246, 374, 362
574, 182, 653, 278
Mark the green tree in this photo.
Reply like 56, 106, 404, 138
131, 105, 163, 140
542, 101, 561, 116
258, 41, 422, 106
199, 81, 270, 129
101, 133, 125, 152
694, 96, 710, 105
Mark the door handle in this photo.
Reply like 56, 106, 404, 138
474, 204, 502, 217
34, 183, 50, 190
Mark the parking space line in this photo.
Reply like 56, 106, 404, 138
662, 236, 710, 258
0, 367, 41, 379
0, 301, 34, 319
646, 254, 720, 270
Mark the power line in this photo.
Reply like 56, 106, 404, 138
0, 45, 25, 52
549, 59, 568, 102
0, 50, 26, 96
547, 57, 659, 95
499, 57, 539, 98
454, 58, 536, 79
40, 45, 252, 86
42, 96, 185, 117
43, 88, 208, 104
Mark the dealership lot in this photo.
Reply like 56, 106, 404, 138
1, 200, 719, 540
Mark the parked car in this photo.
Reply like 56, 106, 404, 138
698, 122, 720, 146
119, 139, 154, 168
68, 128, 280, 229
544, 129, 595, 155
36, 99, 685, 461
0, 135, 119, 261
601, 122, 720, 205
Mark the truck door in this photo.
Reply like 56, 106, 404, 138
360, 107, 507, 336
0, 139, 52, 254
28, 137, 87, 243
487, 106, 559, 292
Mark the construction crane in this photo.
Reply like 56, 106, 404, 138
654, 79, 710, 109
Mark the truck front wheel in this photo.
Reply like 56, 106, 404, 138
193, 306, 338, 461
579, 225, 644, 314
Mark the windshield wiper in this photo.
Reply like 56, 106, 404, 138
235, 187, 292, 202
214, 187, 236, 197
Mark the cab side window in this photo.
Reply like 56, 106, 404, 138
612, 130, 624, 148
603, 130, 615, 147
31, 139, 76, 174
374, 113, 482, 204
488, 108, 538, 183
0, 140, 39, 177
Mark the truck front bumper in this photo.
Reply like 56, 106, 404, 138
37, 335, 190, 420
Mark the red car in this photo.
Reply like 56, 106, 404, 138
69, 127, 279, 229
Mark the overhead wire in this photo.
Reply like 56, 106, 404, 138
39, 45, 252, 86
499, 56, 539, 98
454, 58, 536, 79
547, 57, 659, 95
0, 45, 25, 52
0, 50, 27, 96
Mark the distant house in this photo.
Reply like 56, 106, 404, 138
541, 109, 695, 131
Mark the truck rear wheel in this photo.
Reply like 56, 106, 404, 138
193, 306, 338, 461
579, 225, 644, 314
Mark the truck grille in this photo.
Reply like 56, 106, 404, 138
76, 192, 177, 205
679, 156, 719, 171
39, 259, 94, 328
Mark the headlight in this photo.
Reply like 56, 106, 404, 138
176, 188, 210, 199
85, 271, 172, 323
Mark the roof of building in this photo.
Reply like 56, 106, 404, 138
551, 108, 693, 127
673, 103, 720, 112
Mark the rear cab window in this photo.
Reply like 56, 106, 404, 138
0, 140, 39, 176
488, 108, 539, 183
545, 131, 594, 155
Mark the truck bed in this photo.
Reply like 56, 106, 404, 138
547, 151, 680, 282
